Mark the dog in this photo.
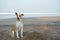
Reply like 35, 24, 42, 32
11, 12, 24, 38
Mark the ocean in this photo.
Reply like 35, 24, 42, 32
0, 13, 60, 19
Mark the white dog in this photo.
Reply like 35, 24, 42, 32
11, 12, 24, 38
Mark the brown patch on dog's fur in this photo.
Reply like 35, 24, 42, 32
21, 14, 24, 16
11, 25, 16, 32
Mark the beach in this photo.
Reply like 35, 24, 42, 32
0, 16, 60, 40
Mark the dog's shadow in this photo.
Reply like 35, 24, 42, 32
18, 31, 29, 37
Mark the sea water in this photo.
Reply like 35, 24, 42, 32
0, 13, 60, 19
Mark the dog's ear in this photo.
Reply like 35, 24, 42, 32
21, 14, 24, 16
15, 12, 18, 16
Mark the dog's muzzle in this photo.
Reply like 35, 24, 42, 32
17, 17, 19, 20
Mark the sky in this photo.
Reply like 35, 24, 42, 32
0, 0, 60, 19
0, 0, 60, 13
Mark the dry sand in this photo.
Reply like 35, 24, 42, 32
0, 16, 60, 40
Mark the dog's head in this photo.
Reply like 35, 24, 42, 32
15, 12, 24, 21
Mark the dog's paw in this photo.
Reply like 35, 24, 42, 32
21, 35, 23, 38
17, 36, 20, 38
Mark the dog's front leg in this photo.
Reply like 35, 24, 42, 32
21, 26, 23, 37
16, 30, 20, 38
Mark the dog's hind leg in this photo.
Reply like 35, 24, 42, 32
11, 31, 14, 37
21, 26, 23, 37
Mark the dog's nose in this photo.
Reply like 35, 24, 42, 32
17, 17, 19, 20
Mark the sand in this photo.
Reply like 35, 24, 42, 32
0, 25, 60, 40
0, 16, 60, 40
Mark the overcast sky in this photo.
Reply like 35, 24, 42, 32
0, 13, 60, 19
0, 0, 60, 13
0, 0, 60, 19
